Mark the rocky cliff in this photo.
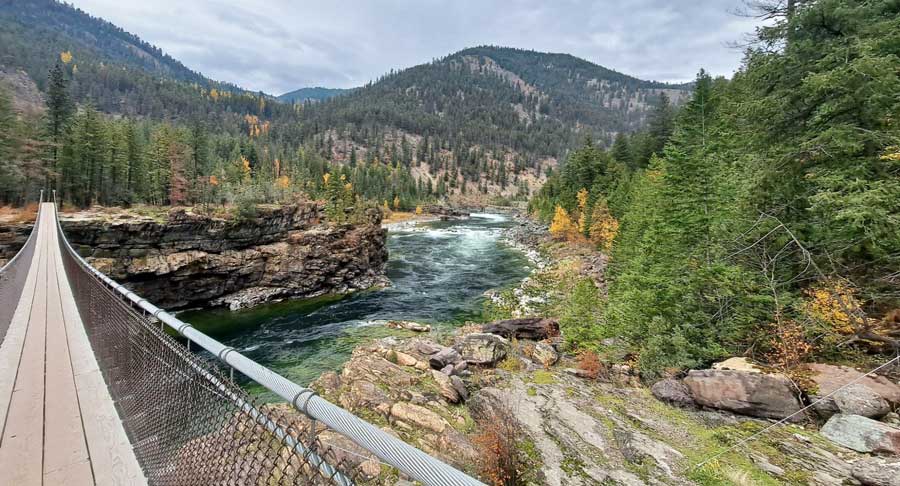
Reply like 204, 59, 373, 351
49, 202, 388, 310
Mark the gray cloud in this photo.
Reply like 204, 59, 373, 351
70, 0, 761, 95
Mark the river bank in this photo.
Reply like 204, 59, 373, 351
309, 212, 900, 485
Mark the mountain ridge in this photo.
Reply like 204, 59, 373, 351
277, 86, 351, 103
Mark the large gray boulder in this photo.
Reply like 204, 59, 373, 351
651, 378, 695, 408
820, 414, 900, 454
454, 333, 510, 366
832, 384, 891, 419
683, 369, 803, 420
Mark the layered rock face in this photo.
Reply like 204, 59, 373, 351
58, 203, 388, 310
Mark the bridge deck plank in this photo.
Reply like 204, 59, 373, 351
0, 206, 50, 485
0, 203, 146, 485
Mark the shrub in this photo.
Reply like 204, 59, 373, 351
472, 406, 535, 486
576, 350, 603, 380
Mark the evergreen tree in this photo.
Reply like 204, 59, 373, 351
46, 63, 74, 189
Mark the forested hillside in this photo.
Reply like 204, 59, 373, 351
291, 47, 690, 202
532, 0, 900, 377
0, 0, 689, 212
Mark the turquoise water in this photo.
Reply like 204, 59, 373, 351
181, 213, 531, 395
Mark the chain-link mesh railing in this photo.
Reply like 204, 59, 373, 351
53, 195, 484, 486
0, 192, 41, 345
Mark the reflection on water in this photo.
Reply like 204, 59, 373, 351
181, 213, 531, 395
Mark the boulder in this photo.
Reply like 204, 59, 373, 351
820, 414, 900, 454
651, 378, 695, 408
712, 357, 763, 374
411, 339, 443, 356
454, 333, 510, 366
428, 347, 462, 369
851, 457, 900, 486
531, 341, 559, 367
468, 387, 508, 423
832, 384, 891, 419
431, 370, 461, 404
683, 369, 803, 420
392, 350, 422, 368
342, 354, 416, 388
481, 317, 560, 340
450, 375, 468, 402
808, 364, 900, 419
386, 320, 431, 332
390, 402, 449, 433
341, 380, 392, 414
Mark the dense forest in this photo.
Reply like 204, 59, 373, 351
0, 0, 690, 210
533, 0, 900, 376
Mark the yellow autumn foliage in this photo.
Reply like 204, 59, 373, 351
415, 205, 423, 215
549, 205, 579, 241
60, 51, 73, 64
802, 279, 860, 335
576, 188, 589, 233
588, 200, 619, 251
880, 146, 900, 162
275, 175, 290, 190
240, 156, 251, 181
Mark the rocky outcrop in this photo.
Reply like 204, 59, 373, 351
851, 457, 900, 486
683, 369, 804, 420
453, 333, 510, 366
53, 203, 388, 310
481, 317, 559, 340
820, 414, 900, 454
808, 363, 900, 419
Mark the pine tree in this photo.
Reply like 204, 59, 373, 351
46, 63, 74, 190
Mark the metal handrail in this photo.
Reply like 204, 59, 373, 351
0, 189, 42, 275
52, 192, 484, 486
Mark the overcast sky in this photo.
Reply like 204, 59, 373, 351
69, 0, 761, 95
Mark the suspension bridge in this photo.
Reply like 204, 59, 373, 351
0, 194, 483, 486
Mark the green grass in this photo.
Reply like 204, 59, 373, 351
531, 370, 556, 385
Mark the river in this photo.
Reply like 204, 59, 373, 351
181, 213, 531, 397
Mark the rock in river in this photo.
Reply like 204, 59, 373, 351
386, 320, 432, 332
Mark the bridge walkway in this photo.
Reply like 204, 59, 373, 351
0, 203, 145, 485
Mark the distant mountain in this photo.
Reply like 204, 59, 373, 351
281, 46, 692, 203
278, 87, 351, 103
0, 0, 283, 123
0, 1, 692, 203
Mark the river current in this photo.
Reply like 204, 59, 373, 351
182, 213, 531, 396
